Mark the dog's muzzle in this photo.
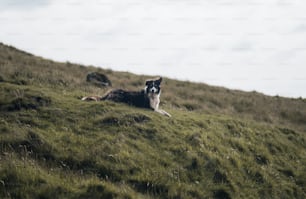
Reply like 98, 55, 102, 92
150, 88, 157, 93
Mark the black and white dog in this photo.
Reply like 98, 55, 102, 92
82, 77, 171, 117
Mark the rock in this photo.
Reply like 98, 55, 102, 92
86, 72, 112, 87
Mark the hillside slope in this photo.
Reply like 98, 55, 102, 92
0, 43, 306, 198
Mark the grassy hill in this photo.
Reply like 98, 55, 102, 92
0, 42, 306, 198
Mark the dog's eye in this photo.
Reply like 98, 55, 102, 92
146, 81, 153, 87
146, 81, 153, 86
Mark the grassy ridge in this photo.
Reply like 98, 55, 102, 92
1, 43, 305, 132
0, 42, 306, 198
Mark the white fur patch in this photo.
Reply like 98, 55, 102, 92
148, 92, 160, 110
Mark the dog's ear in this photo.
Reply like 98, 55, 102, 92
157, 77, 162, 84
145, 80, 152, 86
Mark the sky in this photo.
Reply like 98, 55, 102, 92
1, 0, 306, 98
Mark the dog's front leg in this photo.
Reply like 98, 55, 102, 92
155, 109, 172, 117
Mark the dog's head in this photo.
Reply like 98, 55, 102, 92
145, 77, 162, 94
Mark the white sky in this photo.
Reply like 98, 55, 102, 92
1, 0, 306, 98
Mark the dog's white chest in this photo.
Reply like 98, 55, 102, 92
148, 93, 160, 110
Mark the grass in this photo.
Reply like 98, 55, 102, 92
0, 42, 306, 198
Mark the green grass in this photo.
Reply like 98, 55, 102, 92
0, 42, 306, 198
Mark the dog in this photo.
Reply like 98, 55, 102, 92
82, 77, 171, 117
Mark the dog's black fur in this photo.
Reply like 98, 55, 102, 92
101, 89, 151, 109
